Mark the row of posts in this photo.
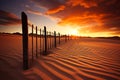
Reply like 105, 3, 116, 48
22, 12, 70, 70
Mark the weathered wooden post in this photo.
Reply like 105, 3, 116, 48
52, 32, 54, 48
32, 25, 34, 61
44, 26, 47, 54
36, 26, 38, 58
22, 12, 28, 70
42, 30, 44, 52
49, 32, 51, 49
58, 33, 60, 44
40, 29, 41, 55
47, 31, 49, 50
54, 31, 57, 48
48, 32, 50, 49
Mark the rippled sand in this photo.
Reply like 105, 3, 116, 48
0, 34, 120, 80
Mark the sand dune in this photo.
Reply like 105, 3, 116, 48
0, 34, 120, 80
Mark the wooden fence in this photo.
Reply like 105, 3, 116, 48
21, 12, 70, 70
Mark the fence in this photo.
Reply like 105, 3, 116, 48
21, 12, 71, 70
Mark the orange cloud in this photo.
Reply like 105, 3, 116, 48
46, 5, 65, 14
31, 0, 120, 37
58, 13, 105, 27
67, 0, 98, 8
57, 11, 120, 37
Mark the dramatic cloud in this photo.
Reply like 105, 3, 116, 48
31, 0, 120, 36
67, 0, 98, 8
58, 13, 105, 27
46, 5, 65, 14
0, 10, 21, 26
27, 8, 43, 16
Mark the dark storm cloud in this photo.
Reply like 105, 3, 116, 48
0, 10, 21, 26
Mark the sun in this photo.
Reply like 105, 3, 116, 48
71, 29, 79, 36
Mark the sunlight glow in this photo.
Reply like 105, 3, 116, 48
70, 29, 79, 36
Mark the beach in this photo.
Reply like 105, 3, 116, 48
0, 34, 120, 80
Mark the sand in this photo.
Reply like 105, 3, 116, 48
0, 34, 120, 80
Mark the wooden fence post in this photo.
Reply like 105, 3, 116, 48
21, 12, 28, 70
40, 29, 41, 55
44, 26, 47, 54
48, 32, 50, 49
42, 30, 44, 52
51, 32, 53, 48
32, 25, 34, 61
54, 31, 57, 48
49, 32, 52, 49
36, 26, 38, 58
47, 31, 49, 50
58, 33, 60, 44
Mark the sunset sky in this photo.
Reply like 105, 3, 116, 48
0, 0, 120, 37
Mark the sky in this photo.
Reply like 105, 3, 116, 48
0, 0, 120, 37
